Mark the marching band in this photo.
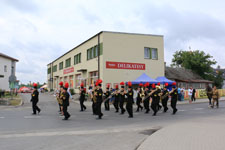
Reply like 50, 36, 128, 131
54, 79, 179, 120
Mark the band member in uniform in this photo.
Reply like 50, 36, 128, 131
206, 84, 213, 107
156, 83, 162, 110
125, 82, 134, 118
150, 84, 161, 116
31, 83, 41, 115
95, 79, 103, 119
136, 83, 144, 112
211, 85, 220, 108
143, 82, 150, 114
119, 82, 126, 114
61, 82, 71, 120
79, 83, 86, 112
91, 84, 98, 115
113, 85, 120, 113
56, 82, 64, 114
170, 83, 178, 115
104, 84, 111, 111
161, 83, 169, 113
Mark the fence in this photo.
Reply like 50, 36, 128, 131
183, 89, 225, 99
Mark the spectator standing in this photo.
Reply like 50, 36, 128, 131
188, 87, 193, 104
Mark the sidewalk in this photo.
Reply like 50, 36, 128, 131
138, 121, 225, 150
70, 94, 224, 106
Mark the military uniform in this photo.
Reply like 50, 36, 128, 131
143, 89, 150, 113
79, 88, 86, 111
104, 90, 111, 111
119, 89, 126, 114
31, 88, 41, 115
211, 88, 219, 108
126, 83, 134, 118
170, 88, 178, 114
136, 89, 143, 112
62, 90, 71, 120
96, 88, 103, 119
161, 88, 169, 112
113, 89, 120, 113
151, 89, 161, 116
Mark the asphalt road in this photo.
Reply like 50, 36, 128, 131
0, 93, 224, 150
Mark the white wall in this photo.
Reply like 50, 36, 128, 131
0, 57, 11, 91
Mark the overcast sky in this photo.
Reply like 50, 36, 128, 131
0, 0, 225, 84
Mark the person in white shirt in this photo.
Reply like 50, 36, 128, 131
188, 87, 193, 103
67, 87, 73, 99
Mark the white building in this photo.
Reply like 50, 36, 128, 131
0, 53, 18, 91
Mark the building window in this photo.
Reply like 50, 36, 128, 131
144, 47, 158, 60
65, 58, 71, 68
74, 53, 81, 65
94, 45, 98, 57
87, 43, 103, 60
151, 48, 158, 60
53, 65, 57, 72
4, 65, 7, 72
59, 62, 63, 70
47, 68, 51, 74
89, 71, 98, 85
75, 74, 82, 88
144, 47, 150, 59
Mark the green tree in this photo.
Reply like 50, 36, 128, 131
213, 71, 224, 89
171, 50, 217, 79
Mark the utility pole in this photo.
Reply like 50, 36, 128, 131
97, 33, 100, 80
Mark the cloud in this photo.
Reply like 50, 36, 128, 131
1, 0, 39, 13
0, 0, 225, 84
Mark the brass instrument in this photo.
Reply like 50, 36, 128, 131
160, 91, 169, 100
140, 88, 145, 99
142, 89, 156, 102
169, 88, 177, 94
93, 90, 97, 103
57, 92, 63, 105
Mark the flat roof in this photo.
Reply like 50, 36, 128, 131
47, 31, 163, 66
0, 53, 18, 62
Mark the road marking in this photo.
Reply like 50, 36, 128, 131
24, 116, 41, 119
194, 108, 204, 110
178, 110, 186, 112
0, 126, 161, 139
0, 117, 5, 119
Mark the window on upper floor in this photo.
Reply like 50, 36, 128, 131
59, 62, 63, 70
53, 65, 57, 72
144, 47, 158, 60
65, 58, 71, 68
151, 48, 158, 60
47, 68, 51, 74
74, 53, 81, 65
87, 43, 103, 60
4, 65, 7, 72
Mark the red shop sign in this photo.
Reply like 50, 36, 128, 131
106, 61, 145, 70
64, 67, 74, 74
